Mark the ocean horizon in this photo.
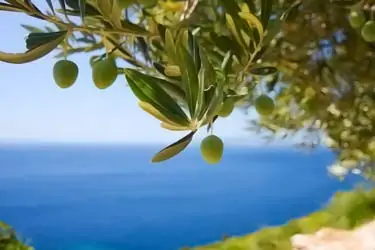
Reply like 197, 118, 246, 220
0, 144, 365, 250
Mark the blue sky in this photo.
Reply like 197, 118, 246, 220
0, 3, 263, 145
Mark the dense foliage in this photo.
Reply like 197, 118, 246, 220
2, 0, 375, 174
189, 188, 375, 250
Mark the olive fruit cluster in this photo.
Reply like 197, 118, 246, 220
52, 58, 118, 89
348, 6, 375, 42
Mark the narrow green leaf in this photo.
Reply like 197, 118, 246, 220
188, 31, 201, 71
261, 0, 273, 30
120, 20, 149, 36
79, 0, 86, 23
221, 51, 232, 74
21, 24, 43, 33
97, 0, 122, 29
195, 66, 206, 120
200, 82, 224, 125
152, 131, 196, 163
138, 101, 183, 127
165, 29, 177, 64
0, 30, 66, 64
199, 48, 215, 87
58, 0, 67, 17
225, 14, 247, 49
124, 69, 190, 126
26, 31, 67, 50
45, 0, 55, 14
180, 0, 198, 21
195, 47, 215, 120
175, 29, 189, 51
177, 45, 199, 118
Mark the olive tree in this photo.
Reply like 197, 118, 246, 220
1, 0, 375, 172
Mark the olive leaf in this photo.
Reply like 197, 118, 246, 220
260, 0, 273, 30
120, 20, 149, 36
194, 48, 215, 120
152, 131, 196, 163
238, 11, 264, 43
58, 0, 67, 17
200, 82, 224, 126
79, 0, 86, 23
96, 0, 122, 29
45, 0, 55, 14
26, 31, 67, 50
124, 68, 190, 126
165, 29, 177, 65
138, 101, 184, 127
0, 30, 67, 64
225, 14, 247, 49
176, 45, 199, 119
161, 122, 191, 131
21, 24, 43, 33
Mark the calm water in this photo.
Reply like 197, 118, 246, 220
0, 144, 363, 250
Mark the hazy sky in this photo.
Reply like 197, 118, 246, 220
0, 3, 263, 145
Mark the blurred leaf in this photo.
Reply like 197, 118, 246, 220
152, 131, 195, 163
58, 0, 67, 17
79, 0, 86, 23
225, 14, 247, 49
260, 0, 273, 30
0, 2, 24, 11
45, 0, 55, 14
21, 24, 43, 33
250, 66, 278, 76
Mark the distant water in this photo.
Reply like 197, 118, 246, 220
0, 144, 365, 250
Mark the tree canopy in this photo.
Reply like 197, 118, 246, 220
1, 0, 375, 177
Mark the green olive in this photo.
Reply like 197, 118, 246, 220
361, 21, 375, 42
53, 60, 78, 89
348, 10, 366, 29
92, 58, 118, 89
200, 135, 224, 164
218, 99, 235, 117
255, 95, 275, 116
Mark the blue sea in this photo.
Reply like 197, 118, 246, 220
0, 144, 365, 250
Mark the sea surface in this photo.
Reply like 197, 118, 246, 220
0, 144, 365, 250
